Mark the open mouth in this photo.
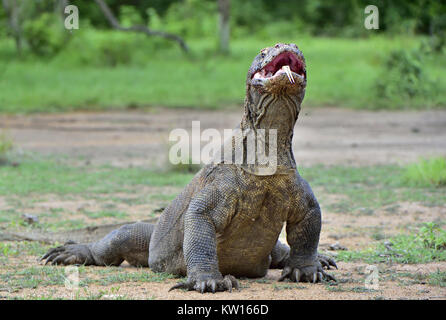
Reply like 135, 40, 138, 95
252, 51, 306, 84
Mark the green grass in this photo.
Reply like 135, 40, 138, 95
300, 163, 446, 213
337, 222, 446, 264
0, 266, 67, 291
39, 219, 88, 231
1, 157, 444, 238
0, 262, 173, 294
0, 32, 445, 113
403, 157, 446, 187
272, 283, 306, 290
325, 284, 379, 293
94, 269, 173, 286
0, 159, 193, 196
1, 157, 444, 212
0, 241, 51, 259
80, 210, 128, 220
428, 270, 446, 287
395, 270, 446, 287
0, 242, 20, 258
0, 131, 13, 164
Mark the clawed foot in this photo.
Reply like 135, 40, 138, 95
279, 262, 336, 283
169, 274, 239, 294
317, 253, 338, 270
40, 241, 94, 266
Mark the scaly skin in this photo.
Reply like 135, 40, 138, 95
41, 43, 337, 293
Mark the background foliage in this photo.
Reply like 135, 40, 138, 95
0, 0, 445, 112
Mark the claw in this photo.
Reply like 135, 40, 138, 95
279, 266, 291, 282
52, 254, 70, 265
40, 247, 62, 261
312, 273, 317, 283
318, 254, 338, 270
233, 278, 240, 291
208, 280, 217, 293
319, 258, 330, 269
223, 277, 232, 293
169, 281, 190, 292
293, 269, 301, 282
64, 255, 77, 265
44, 253, 60, 265
40, 252, 51, 261
170, 275, 238, 294
225, 275, 239, 292
317, 272, 323, 282
199, 281, 206, 294
325, 272, 337, 282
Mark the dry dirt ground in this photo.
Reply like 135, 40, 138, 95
2, 107, 446, 167
0, 107, 445, 300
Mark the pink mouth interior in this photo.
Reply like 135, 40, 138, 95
253, 51, 305, 79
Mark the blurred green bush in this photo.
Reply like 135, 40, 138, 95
403, 157, 446, 187
23, 13, 68, 57
375, 48, 438, 108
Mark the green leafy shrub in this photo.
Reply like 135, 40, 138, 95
23, 13, 68, 57
418, 222, 446, 250
428, 270, 446, 287
403, 157, 446, 187
231, 0, 271, 37
161, 0, 217, 38
425, 13, 446, 53
97, 37, 132, 67
54, 28, 175, 68
119, 5, 144, 27
338, 222, 446, 264
374, 48, 438, 107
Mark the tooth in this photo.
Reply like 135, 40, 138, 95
283, 65, 294, 84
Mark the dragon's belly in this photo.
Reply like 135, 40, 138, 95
216, 190, 288, 277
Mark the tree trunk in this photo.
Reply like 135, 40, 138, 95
57, 0, 70, 20
217, 0, 230, 54
2, 0, 23, 54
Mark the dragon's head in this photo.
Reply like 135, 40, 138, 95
247, 43, 306, 95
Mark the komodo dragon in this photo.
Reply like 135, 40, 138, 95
41, 43, 337, 293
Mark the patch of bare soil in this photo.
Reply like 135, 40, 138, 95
1, 107, 445, 167
0, 186, 181, 230
1, 258, 445, 300
318, 201, 446, 251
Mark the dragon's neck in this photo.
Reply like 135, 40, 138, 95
238, 91, 301, 174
